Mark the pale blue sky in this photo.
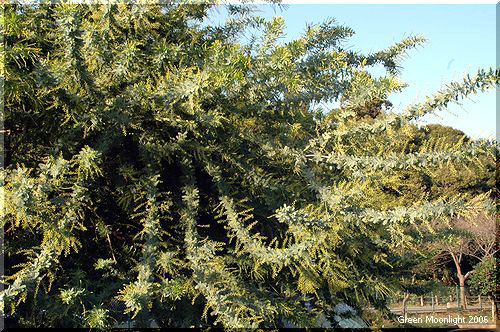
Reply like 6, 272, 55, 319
208, 4, 496, 139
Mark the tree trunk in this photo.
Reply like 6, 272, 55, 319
489, 295, 497, 324
420, 296, 424, 307
458, 275, 467, 309
402, 292, 410, 319
450, 251, 472, 311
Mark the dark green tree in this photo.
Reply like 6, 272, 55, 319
468, 256, 497, 322
1, 1, 497, 328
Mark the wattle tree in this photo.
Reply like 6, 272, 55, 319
1, 1, 497, 328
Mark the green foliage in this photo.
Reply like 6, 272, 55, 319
1, 1, 498, 328
468, 256, 497, 296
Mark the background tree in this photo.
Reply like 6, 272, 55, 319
438, 214, 497, 310
434, 217, 478, 310
360, 121, 496, 310
468, 256, 497, 322
1, 1, 497, 328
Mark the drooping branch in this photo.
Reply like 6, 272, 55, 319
403, 68, 498, 120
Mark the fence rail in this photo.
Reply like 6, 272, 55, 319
366, 285, 496, 319
388, 295, 492, 310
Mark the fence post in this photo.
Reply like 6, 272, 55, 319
431, 292, 434, 313
479, 295, 482, 309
